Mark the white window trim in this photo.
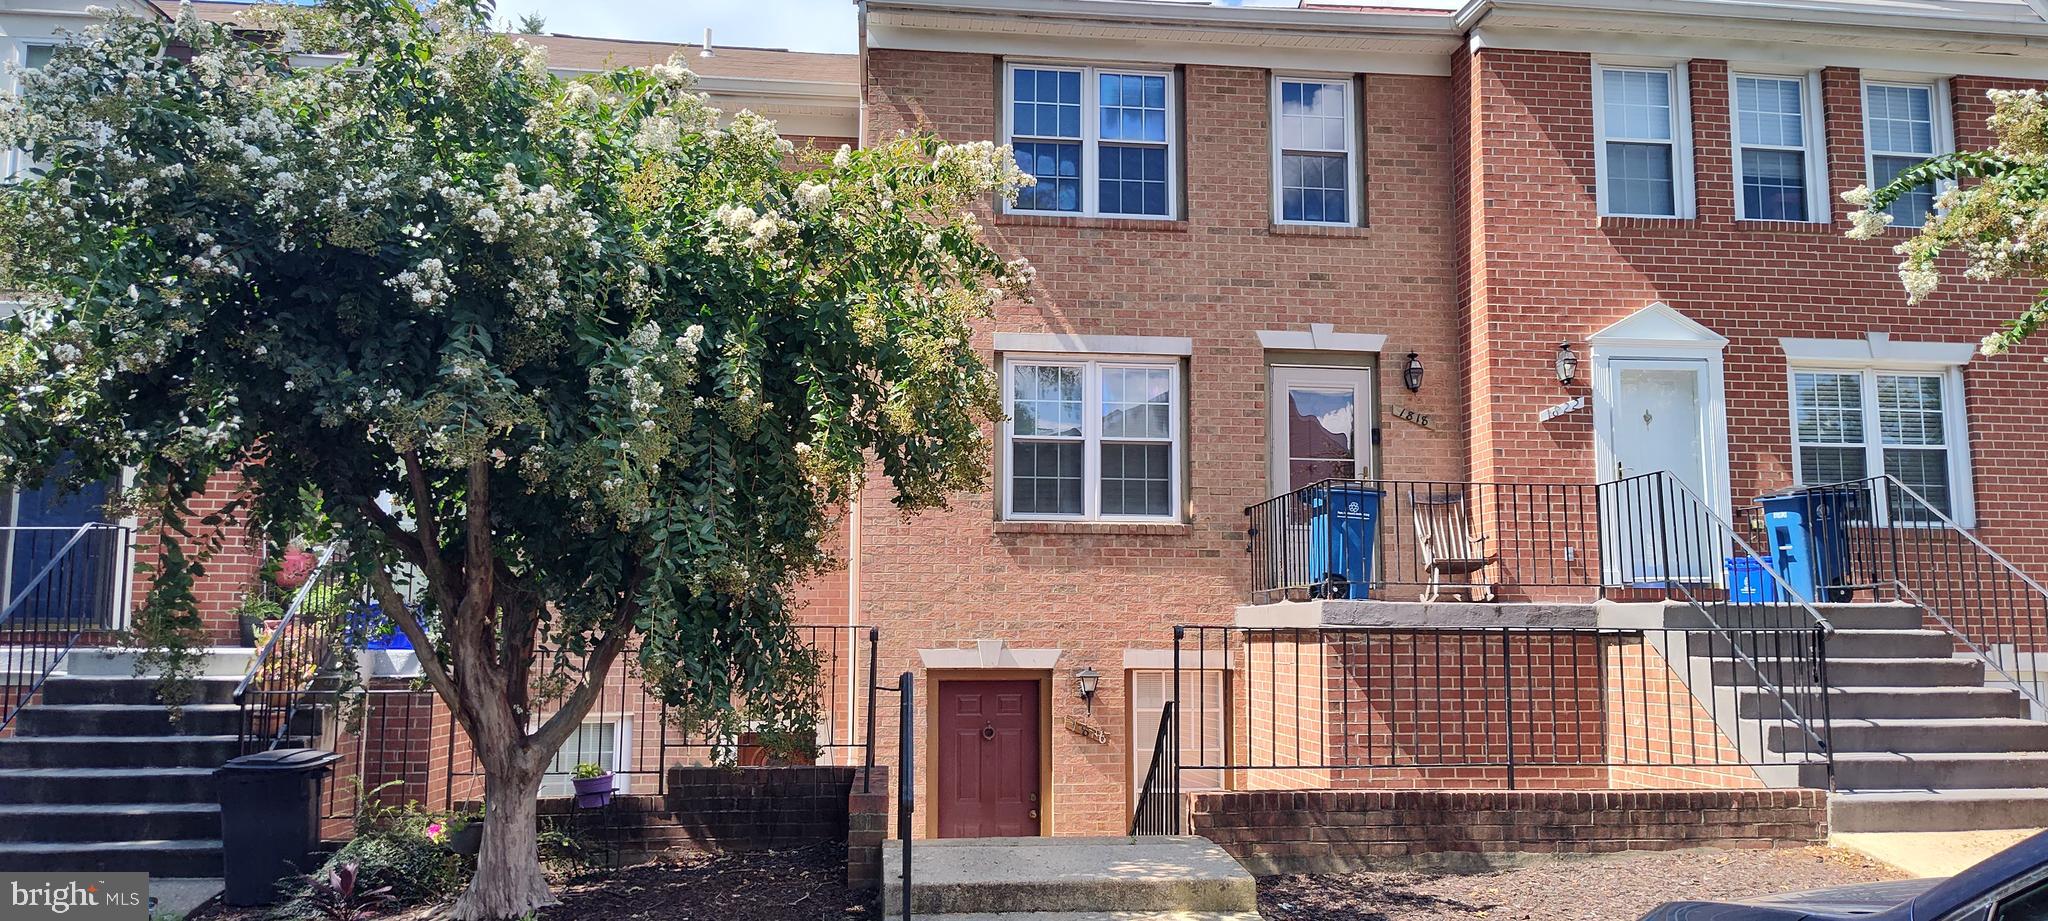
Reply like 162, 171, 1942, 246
7, 41, 57, 180
999, 354, 1183, 523
1001, 61, 1180, 221
1269, 72, 1362, 228
538, 715, 632, 796
1730, 69, 1830, 224
1591, 61, 1696, 219
1861, 77, 1954, 229
1785, 364, 1975, 527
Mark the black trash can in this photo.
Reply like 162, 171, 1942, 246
217, 747, 342, 905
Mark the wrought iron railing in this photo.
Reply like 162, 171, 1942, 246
235, 543, 360, 753
0, 524, 131, 731
1783, 475, 2048, 717
318, 625, 886, 823
1130, 699, 1179, 835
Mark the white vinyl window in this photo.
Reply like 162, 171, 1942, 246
1733, 72, 1827, 222
1791, 368, 1972, 524
1004, 63, 1177, 219
7, 43, 55, 179
1864, 81, 1951, 229
1593, 63, 1694, 218
1003, 357, 1181, 522
540, 719, 630, 796
1271, 75, 1359, 226
1129, 669, 1224, 803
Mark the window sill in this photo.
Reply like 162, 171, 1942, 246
996, 214, 1191, 233
1731, 218, 1839, 235
1598, 215, 1695, 230
993, 520, 1193, 537
1268, 223, 1373, 238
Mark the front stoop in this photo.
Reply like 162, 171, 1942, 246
882, 836, 1259, 920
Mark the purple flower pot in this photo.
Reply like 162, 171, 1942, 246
573, 773, 615, 809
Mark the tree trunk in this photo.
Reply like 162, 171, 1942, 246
450, 759, 553, 921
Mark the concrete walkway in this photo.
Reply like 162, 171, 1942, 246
1833, 829, 2042, 878
150, 878, 223, 920
882, 836, 1258, 920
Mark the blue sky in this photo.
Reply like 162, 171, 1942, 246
509, 0, 860, 52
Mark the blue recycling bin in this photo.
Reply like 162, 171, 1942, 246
1755, 487, 1856, 603
1724, 554, 1782, 604
345, 601, 415, 650
1306, 483, 1383, 600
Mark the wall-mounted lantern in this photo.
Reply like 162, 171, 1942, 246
1403, 353, 1424, 393
1556, 343, 1580, 387
1074, 667, 1101, 711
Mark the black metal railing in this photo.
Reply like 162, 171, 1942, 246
235, 543, 361, 753
0, 524, 131, 732
1779, 475, 2048, 717
319, 624, 886, 824
1130, 700, 1179, 834
1160, 621, 1832, 793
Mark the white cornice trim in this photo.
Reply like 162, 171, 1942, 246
867, 6, 1457, 76
994, 332, 1194, 356
869, 0, 1458, 34
1780, 333, 1978, 368
1257, 323, 1388, 354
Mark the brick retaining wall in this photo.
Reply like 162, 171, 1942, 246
536, 765, 891, 889
1190, 789, 1827, 874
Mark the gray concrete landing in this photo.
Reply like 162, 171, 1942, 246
881, 836, 1259, 919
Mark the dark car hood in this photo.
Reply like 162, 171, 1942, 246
1642, 880, 1943, 921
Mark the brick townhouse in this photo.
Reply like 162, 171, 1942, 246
14, 0, 2048, 871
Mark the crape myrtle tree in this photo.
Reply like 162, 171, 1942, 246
0, 0, 1032, 916
1847, 88, 2048, 353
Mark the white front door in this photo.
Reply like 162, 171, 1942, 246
1268, 366, 1373, 494
1603, 358, 1720, 583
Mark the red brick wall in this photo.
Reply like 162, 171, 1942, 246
1191, 788, 1827, 874
859, 49, 1467, 836
126, 471, 266, 646
1461, 48, 2048, 576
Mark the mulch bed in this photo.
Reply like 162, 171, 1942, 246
184, 844, 869, 921
1258, 846, 1907, 921
541, 844, 870, 921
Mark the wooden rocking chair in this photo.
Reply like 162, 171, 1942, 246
1411, 492, 1497, 602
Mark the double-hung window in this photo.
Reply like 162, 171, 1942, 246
1272, 76, 1359, 226
541, 718, 629, 796
7, 44, 55, 180
1129, 669, 1225, 803
1864, 81, 1950, 229
1791, 368, 1970, 523
1733, 72, 1826, 222
1005, 63, 1177, 219
1593, 63, 1692, 218
1003, 357, 1180, 521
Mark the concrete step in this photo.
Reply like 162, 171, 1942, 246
62, 647, 257, 679
1831, 788, 2048, 833
40, 677, 242, 706
1809, 604, 1929, 631
1713, 657, 1983, 688
0, 735, 248, 769
13, 704, 260, 738
1771, 718, 2048, 755
882, 837, 1257, 918
1808, 752, 2048, 790
1740, 686, 2030, 721
0, 768, 217, 804
1689, 629, 1955, 660
0, 839, 221, 876
0, 803, 221, 842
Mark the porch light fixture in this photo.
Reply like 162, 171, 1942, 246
1074, 667, 1101, 710
1555, 343, 1579, 387
1403, 353, 1424, 393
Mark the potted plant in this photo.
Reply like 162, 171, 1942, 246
434, 814, 485, 857
571, 762, 614, 809
233, 594, 282, 648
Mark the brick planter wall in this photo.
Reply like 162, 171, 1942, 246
532, 765, 892, 889
1190, 789, 1827, 874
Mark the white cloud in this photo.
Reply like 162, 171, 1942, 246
506, 0, 858, 53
